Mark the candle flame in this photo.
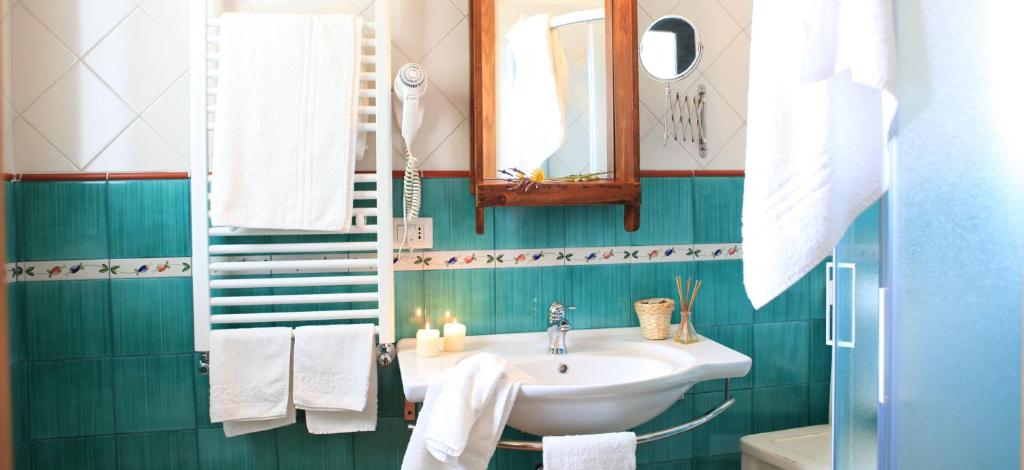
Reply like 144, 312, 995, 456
425, 320, 431, 330
415, 308, 422, 317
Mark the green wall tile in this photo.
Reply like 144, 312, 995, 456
755, 270, 814, 323
695, 261, 753, 327
420, 178, 493, 250
15, 443, 29, 470
112, 278, 193, 355
19, 181, 108, 261
693, 177, 743, 244
753, 385, 810, 433
494, 206, 565, 249
423, 268, 496, 335
631, 178, 694, 246
753, 321, 810, 387
113, 354, 196, 433
8, 283, 24, 362
691, 389, 752, 458
809, 382, 830, 425
276, 423, 354, 469
493, 427, 542, 469
11, 361, 27, 445
193, 360, 217, 429
809, 320, 831, 383
396, 271, 425, 340
629, 261, 696, 326
564, 204, 629, 247
692, 325, 754, 392
28, 359, 113, 439
6, 181, 17, 262
378, 359, 407, 418
116, 430, 199, 470
198, 427, 278, 470
108, 180, 191, 258
639, 460, 693, 470
25, 280, 111, 360
634, 398, 695, 464
568, 264, 632, 329
807, 260, 828, 320
494, 266, 569, 334
352, 417, 410, 470
30, 436, 116, 470
693, 453, 741, 470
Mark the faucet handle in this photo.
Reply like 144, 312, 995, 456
548, 301, 566, 322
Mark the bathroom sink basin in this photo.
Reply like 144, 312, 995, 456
396, 326, 751, 436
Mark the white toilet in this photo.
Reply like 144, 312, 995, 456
739, 424, 831, 470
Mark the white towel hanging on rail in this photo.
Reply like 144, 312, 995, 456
210, 13, 364, 232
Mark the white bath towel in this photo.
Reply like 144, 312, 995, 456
742, 0, 897, 308
210, 13, 364, 232
293, 324, 377, 433
401, 353, 528, 470
208, 327, 293, 434
223, 370, 296, 437
498, 14, 570, 171
542, 432, 637, 470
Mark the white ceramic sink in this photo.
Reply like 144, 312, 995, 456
396, 326, 751, 436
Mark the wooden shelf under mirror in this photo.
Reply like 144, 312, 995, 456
469, 0, 640, 234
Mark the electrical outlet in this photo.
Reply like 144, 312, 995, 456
394, 218, 433, 249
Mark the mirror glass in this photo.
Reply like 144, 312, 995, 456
639, 16, 701, 82
492, 0, 612, 181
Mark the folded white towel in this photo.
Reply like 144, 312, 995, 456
542, 432, 637, 470
223, 369, 296, 437
742, 0, 897, 308
208, 327, 293, 428
294, 324, 377, 433
210, 13, 364, 232
498, 13, 570, 171
402, 353, 527, 470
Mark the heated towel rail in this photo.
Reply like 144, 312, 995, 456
189, 0, 396, 368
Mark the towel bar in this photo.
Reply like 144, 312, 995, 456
405, 380, 736, 452
197, 341, 397, 374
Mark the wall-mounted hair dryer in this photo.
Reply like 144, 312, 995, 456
394, 63, 428, 250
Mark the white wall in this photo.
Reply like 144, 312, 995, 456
0, 0, 750, 174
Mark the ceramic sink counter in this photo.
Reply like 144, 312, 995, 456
397, 326, 752, 436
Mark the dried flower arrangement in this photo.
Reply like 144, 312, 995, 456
499, 167, 611, 192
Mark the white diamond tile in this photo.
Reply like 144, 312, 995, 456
141, 0, 190, 49
1, 94, 14, 171
251, 0, 361, 14
10, 4, 75, 112
12, 117, 76, 172
394, 78, 463, 164
85, 9, 187, 111
683, 79, 742, 167
639, 101, 657, 140
391, 0, 463, 61
639, 123, 698, 170
0, 0, 11, 20
19, 0, 137, 56
705, 124, 745, 170
639, 0, 682, 20
142, 73, 188, 157
1, 13, 11, 101
22, 63, 135, 168
673, 0, 742, 72
86, 119, 186, 171
704, 32, 749, 120
421, 17, 469, 117
422, 118, 469, 171
717, 0, 752, 28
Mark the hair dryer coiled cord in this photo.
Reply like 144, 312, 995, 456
399, 146, 421, 253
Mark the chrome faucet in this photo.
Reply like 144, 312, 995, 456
547, 301, 571, 354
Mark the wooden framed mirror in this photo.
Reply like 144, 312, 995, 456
470, 0, 640, 234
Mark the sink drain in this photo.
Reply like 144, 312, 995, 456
557, 363, 569, 374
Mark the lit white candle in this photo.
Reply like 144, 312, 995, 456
416, 322, 441, 358
443, 318, 466, 352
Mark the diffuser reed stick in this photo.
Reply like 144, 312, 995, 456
674, 276, 701, 344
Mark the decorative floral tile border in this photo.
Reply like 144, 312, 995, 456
4, 244, 744, 282
8, 258, 193, 283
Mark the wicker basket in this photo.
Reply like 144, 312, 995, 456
634, 298, 675, 340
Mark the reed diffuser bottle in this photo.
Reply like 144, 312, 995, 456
675, 276, 701, 344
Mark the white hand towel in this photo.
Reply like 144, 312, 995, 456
223, 369, 296, 437
294, 324, 377, 434
208, 327, 293, 426
542, 432, 637, 470
742, 0, 897, 308
210, 13, 364, 232
498, 14, 570, 171
401, 353, 528, 470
